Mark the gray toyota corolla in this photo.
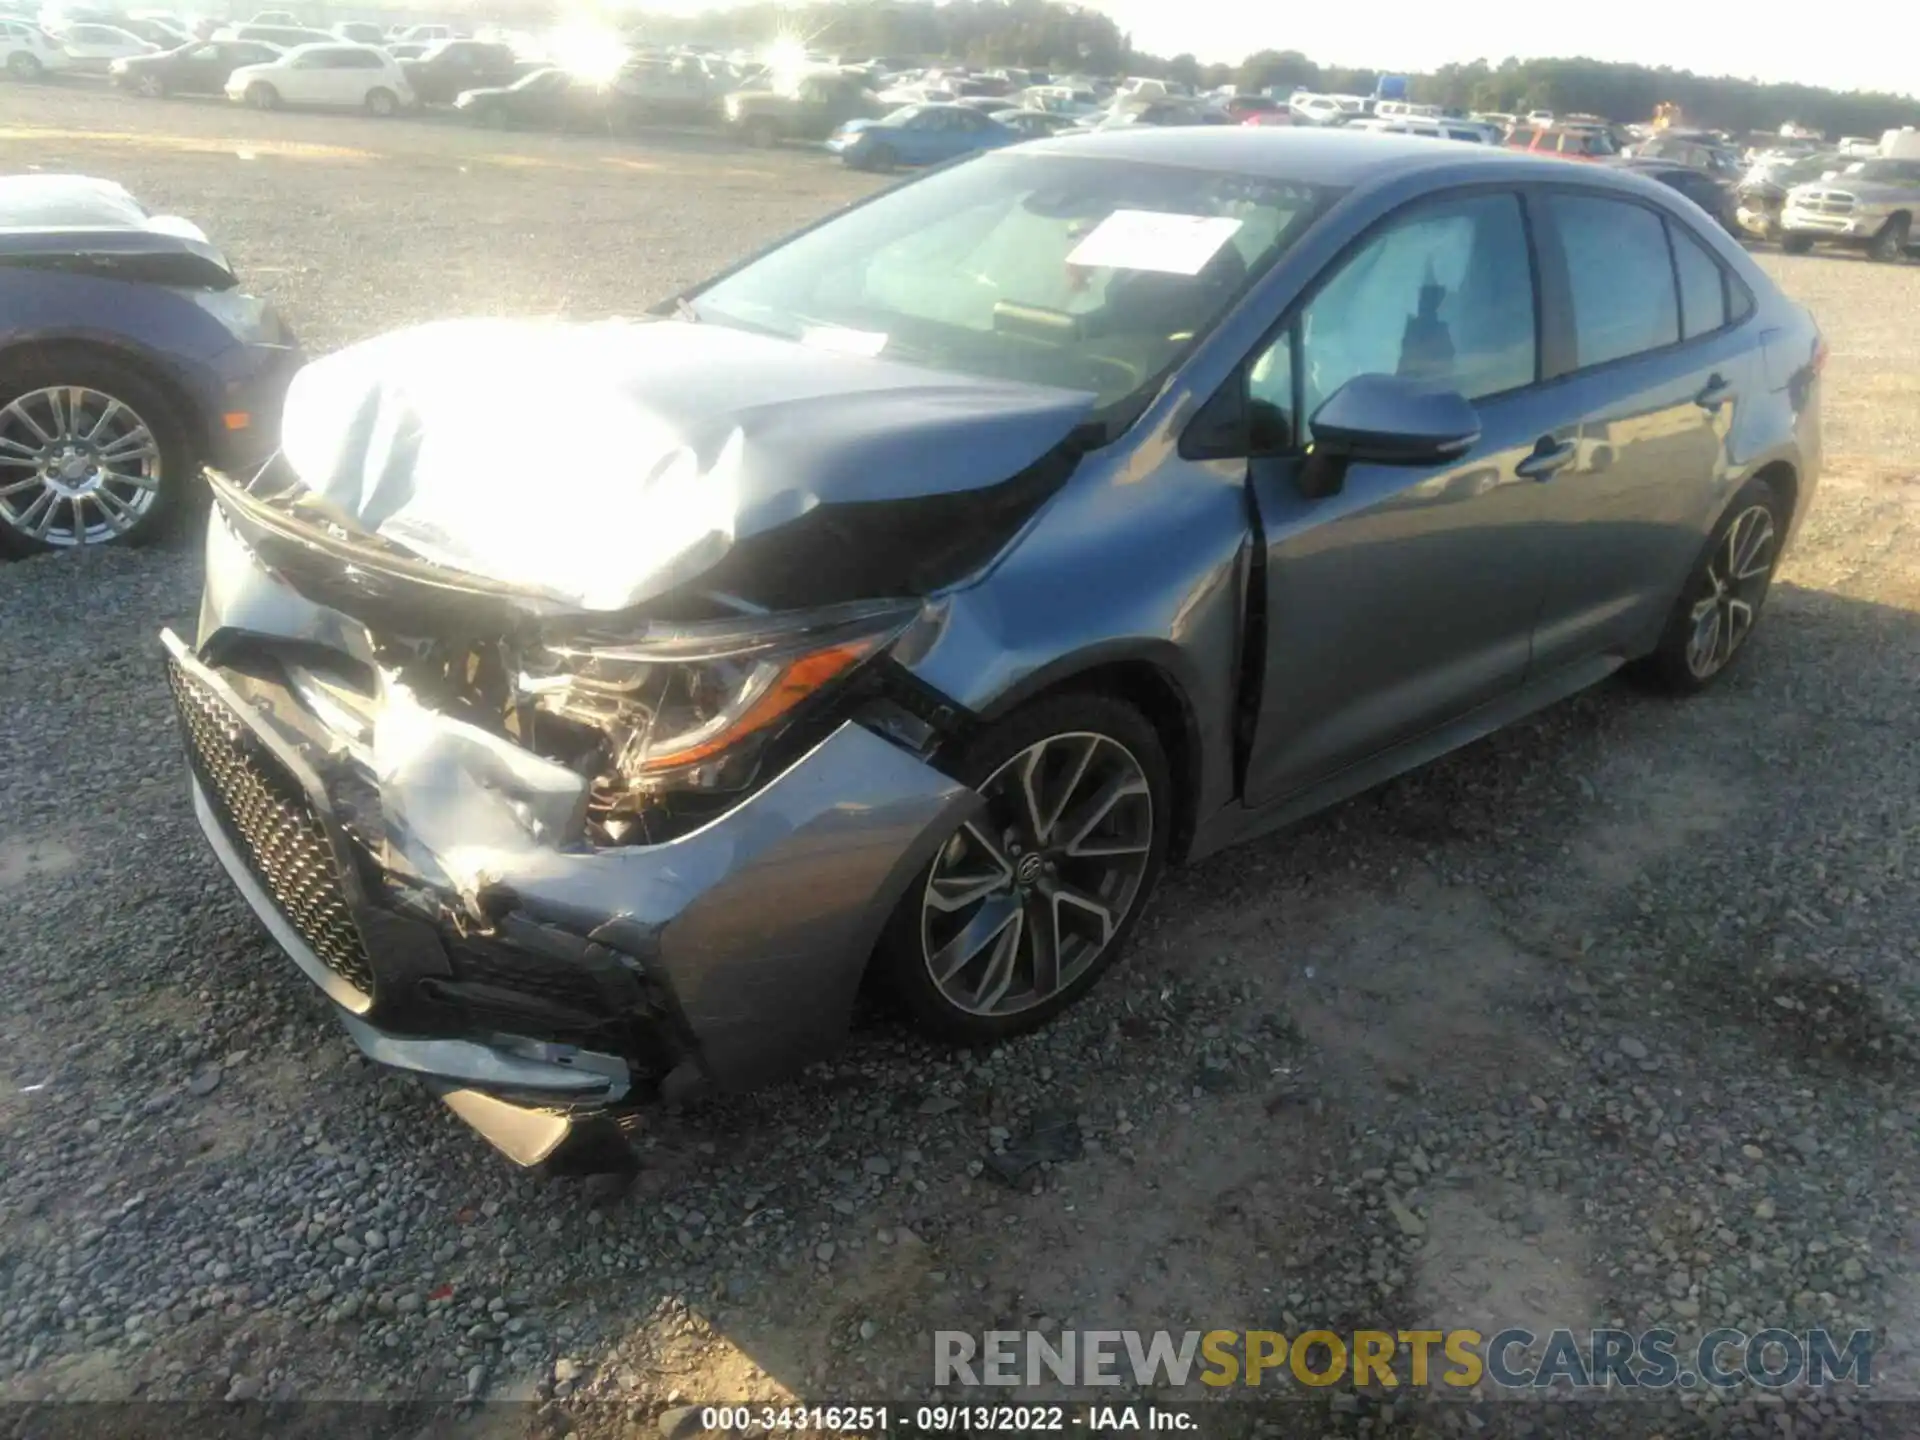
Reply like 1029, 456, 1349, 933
163, 129, 1823, 1168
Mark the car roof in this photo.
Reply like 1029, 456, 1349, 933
1019, 125, 1641, 190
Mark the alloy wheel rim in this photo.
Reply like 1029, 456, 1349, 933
1685, 504, 1776, 679
920, 731, 1153, 1018
0, 386, 161, 546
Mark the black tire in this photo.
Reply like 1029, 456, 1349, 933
875, 691, 1173, 1046
1868, 214, 1911, 264
365, 86, 397, 117
476, 102, 507, 128
1779, 233, 1815, 255
864, 141, 898, 172
0, 349, 199, 554
1629, 475, 1785, 696
246, 82, 278, 111
134, 71, 165, 98
6, 51, 42, 81
743, 116, 777, 149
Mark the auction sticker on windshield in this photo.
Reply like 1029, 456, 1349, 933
1066, 209, 1245, 275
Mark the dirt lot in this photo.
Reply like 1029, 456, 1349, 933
4, 82, 1920, 1438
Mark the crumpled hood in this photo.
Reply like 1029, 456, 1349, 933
267, 316, 1098, 618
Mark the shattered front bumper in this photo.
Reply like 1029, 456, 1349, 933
159, 630, 976, 1167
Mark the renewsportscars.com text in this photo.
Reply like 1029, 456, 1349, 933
934, 1327, 1875, 1390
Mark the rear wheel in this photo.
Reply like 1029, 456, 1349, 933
134, 71, 165, 98
876, 692, 1172, 1046
1779, 233, 1815, 255
1869, 214, 1911, 264
0, 352, 196, 553
6, 51, 43, 80
1629, 476, 1784, 695
365, 86, 397, 117
246, 81, 278, 110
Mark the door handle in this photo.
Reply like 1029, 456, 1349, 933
1516, 439, 1577, 481
1696, 373, 1735, 410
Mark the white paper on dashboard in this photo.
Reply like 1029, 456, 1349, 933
801, 325, 889, 357
1065, 209, 1245, 275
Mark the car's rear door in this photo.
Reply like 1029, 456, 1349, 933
1523, 186, 1753, 670
1235, 189, 1588, 805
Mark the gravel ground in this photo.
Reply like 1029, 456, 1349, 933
4, 83, 1920, 1438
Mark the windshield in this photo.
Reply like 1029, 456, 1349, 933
688, 151, 1337, 438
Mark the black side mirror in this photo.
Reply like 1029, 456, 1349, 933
1296, 373, 1481, 498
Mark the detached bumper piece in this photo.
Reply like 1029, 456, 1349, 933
159, 628, 979, 1167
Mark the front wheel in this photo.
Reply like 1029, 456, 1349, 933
863, 141, 898, 172
246, 82, 278, 110
134, 71, 165, 98
1779, 233, 1815, 255
6, 51, 43, 80
1868, 215, 1911, 264
1629, 476, 1785, 695
876, 693, 1172, 1045
365, 86, 397, 117
742, 116, 777, 148
0, 351, 195, 552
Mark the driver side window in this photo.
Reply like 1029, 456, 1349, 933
1299, 192, 1535, 423
1240, 191, 1536, 453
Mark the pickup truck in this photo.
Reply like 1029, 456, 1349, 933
1780, 157, 1920, 262
722, 72, 882, 147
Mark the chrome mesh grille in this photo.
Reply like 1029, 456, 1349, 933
168, 658, 376, 997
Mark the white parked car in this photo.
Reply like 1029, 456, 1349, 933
224, 41, 414, 114
0, 16, 71, 78
1289, 93, 1343, 125
49, 21, 154, 72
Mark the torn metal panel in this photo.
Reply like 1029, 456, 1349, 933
371, 680, 591, 902
198, 505, 380, 671
250, 316, 1096, 620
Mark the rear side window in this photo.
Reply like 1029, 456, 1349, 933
1669, 221, 1728, 339
1548, 193, 1679, 368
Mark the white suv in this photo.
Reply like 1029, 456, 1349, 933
1, 19, 73, 80
224, 42, 414, 114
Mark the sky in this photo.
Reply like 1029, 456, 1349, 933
1076, 0, 1916, 99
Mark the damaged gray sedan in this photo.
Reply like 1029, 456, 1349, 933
164, 129, 1824, 1167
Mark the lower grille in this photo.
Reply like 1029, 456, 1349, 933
168, 658, 377, 997
444, 939, 610, 1016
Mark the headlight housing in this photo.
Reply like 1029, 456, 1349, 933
517, 598, 919, 818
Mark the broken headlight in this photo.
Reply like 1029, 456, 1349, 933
516, 598, 920, 804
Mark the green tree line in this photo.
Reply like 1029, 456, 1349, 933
610, 0, 1919, 137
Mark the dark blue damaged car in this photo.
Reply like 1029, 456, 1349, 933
162, 128, 1823, 1169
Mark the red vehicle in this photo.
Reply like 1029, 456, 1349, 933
1222, 93, 1283, 122
1508, 123, 1618, 161
1241, 109, 1293, 127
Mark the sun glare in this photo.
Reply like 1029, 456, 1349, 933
760, 33, 812, 90
547, 19, 631, 85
